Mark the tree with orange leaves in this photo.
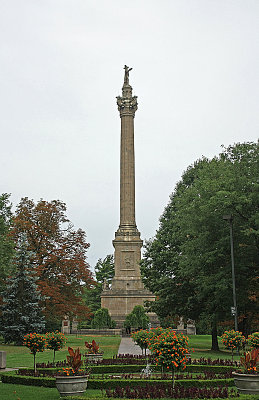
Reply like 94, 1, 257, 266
11, 197, 93, 327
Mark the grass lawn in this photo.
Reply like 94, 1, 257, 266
0, 383, 104, 399
188, 335, 240, 361
1, 384, 256, 400
0, 334, 239, 368
0, 335, 121, 368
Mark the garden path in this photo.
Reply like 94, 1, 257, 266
118, 337, 150, 355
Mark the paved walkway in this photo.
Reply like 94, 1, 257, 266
118, 337, 150, 355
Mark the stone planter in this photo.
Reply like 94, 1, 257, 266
233, 371, 259, 395
85, 353, 103, 363
56, 375, 88, 397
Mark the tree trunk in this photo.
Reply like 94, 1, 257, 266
211, 321, 219, 351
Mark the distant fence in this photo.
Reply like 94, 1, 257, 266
70, 328, 188, 336
71, 328, 122, 336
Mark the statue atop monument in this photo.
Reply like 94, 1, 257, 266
124, 65, 132, 85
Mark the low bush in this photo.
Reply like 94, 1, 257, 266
1, 371, 55, 388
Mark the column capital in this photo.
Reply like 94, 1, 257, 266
117, 94, 138, 117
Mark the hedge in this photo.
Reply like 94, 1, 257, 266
91, 364, 234, 374
0, 371, 56, 388
16, 364, 235, 374
0, 371, 234, 389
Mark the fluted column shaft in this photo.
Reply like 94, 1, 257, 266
120, 113, 136, 228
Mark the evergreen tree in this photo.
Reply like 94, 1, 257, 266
0, 236, 45, 344
124, 305, 149, 330
82, 255, 115, 325
91, 307, 116, 329
0, 193, 16, 297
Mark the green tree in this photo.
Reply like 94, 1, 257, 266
0, 236, 45, 344
82, 255, 115, 324
0, 193, 15, 298
95, 254, 115, 285
91, 307, 116, 329
141, 142, 259, 349
124, 305, 149, 330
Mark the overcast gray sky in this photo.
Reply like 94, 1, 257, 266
1, 0, 258, 271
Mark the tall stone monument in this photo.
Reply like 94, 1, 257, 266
101, 66, 157, 327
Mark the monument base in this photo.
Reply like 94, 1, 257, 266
101, 287, 159, 328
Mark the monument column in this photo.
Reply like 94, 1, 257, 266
101, 66, 157, 327
117, 67, 137, 231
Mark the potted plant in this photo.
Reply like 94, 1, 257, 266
233, 347, 259, 395
84, 339, 103, 363
55, 347, 90, 397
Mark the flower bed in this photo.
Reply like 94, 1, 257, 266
105, 383, 237, 399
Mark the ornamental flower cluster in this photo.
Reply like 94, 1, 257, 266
23, 333, 47, 354
57, 367, 86, 376
221, 330, 245, 351
246, 332, 259, 349
46, 331, 66, 352
131, 330, 150, 354
147, 329, 189, 373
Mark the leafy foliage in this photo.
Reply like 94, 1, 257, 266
141, 142, 259, 348
240, 348, 259, 373
247, 332, 259, 349
10, 197, 93, 322
23, 332, 47, 373
45, 331, 66, 362
66, 346, 83, 374
221, 330, 246, 351
147, 329, 189, 386
131, 329, 150, 354
82, 254, 115, 326
95, 254, 115, 285
85, 339, 101, 354
91, 307, 116, 329
124, 305, 149, 329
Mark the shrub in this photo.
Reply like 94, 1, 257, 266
131, 329, 150, 356
45, 331, 66, 362
246, 332, 259, 349
147, 329, 189, 387
91, 308, 116, 329
23, 333, 47, 373
124, 305, 149, 330
221, 330, 245, 360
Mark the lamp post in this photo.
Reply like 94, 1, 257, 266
223, 215, 238, 331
